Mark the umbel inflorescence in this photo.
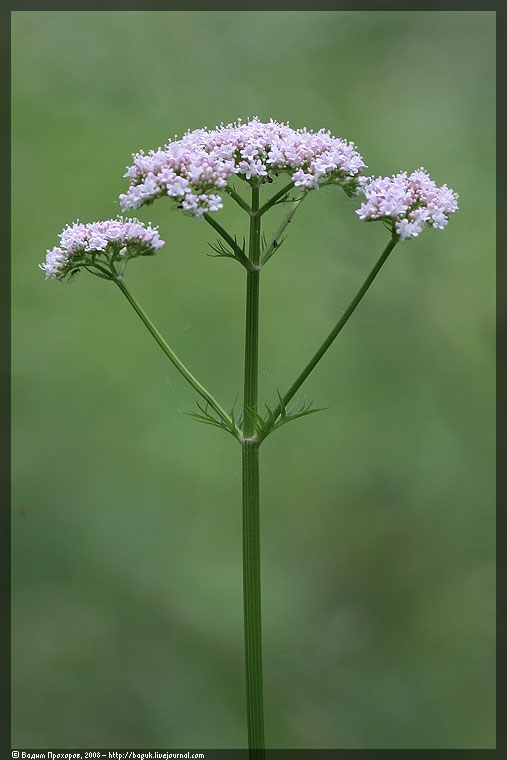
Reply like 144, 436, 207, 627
357, 168, 459, 240
40, 217, 164, 280
119, 116, 366, 218
41, 118, 459, 281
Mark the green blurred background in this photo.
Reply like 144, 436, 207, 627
11, 11, 495, 750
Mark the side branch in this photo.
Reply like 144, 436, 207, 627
225, 185, 253, 215
265, 236, 398, 429
261, 198, 305, 266
114, 278, 237, 433
257, 181, 295, 217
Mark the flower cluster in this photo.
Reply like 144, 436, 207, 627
40, 218, 164, 280
356, 168, 458, 241
119, 117, 366, 218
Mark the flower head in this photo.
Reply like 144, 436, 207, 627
40, 217, 164, 280
356, 168, 458, 240
120, 117, 366, 218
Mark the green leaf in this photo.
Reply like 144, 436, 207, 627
186, 401, 240, 439
256, 390, 329, 440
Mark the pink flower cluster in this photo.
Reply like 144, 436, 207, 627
40, 218, 164, 279
119, 117, 366, 218
356, 168, 458, 241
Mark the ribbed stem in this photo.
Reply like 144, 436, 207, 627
243, 186, 261, 436
242, 441, 263, 756
242, 184, 265, 757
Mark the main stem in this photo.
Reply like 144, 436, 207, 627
242, 185, 265, 756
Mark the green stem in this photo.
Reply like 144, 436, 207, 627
242, 184, 265, 757
225, 184, 253, 215
242, 440, 263, 757
243, 186, 261, 435
260, 197, 305, 267
114, 278, 235, 431
268, 236, 398, 424
257, 180, 295, 217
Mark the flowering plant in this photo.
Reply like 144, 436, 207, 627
41, 117, 458, 754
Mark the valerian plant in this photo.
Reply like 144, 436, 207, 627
41, 117, 458, 756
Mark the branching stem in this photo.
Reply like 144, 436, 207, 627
225, 184, 253, 214
114, 278, 236, 432
257, 180, 295, 216
268, 236, 398, 424
111, 183, 397, 760
261, 197, 305, 266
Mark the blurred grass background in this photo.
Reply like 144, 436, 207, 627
11, 11, 495, 750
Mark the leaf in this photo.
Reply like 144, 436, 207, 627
207, 236, 250, 269
207, 239, 236, 259
256, 390, 329, 440
186, 401, 239, 439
